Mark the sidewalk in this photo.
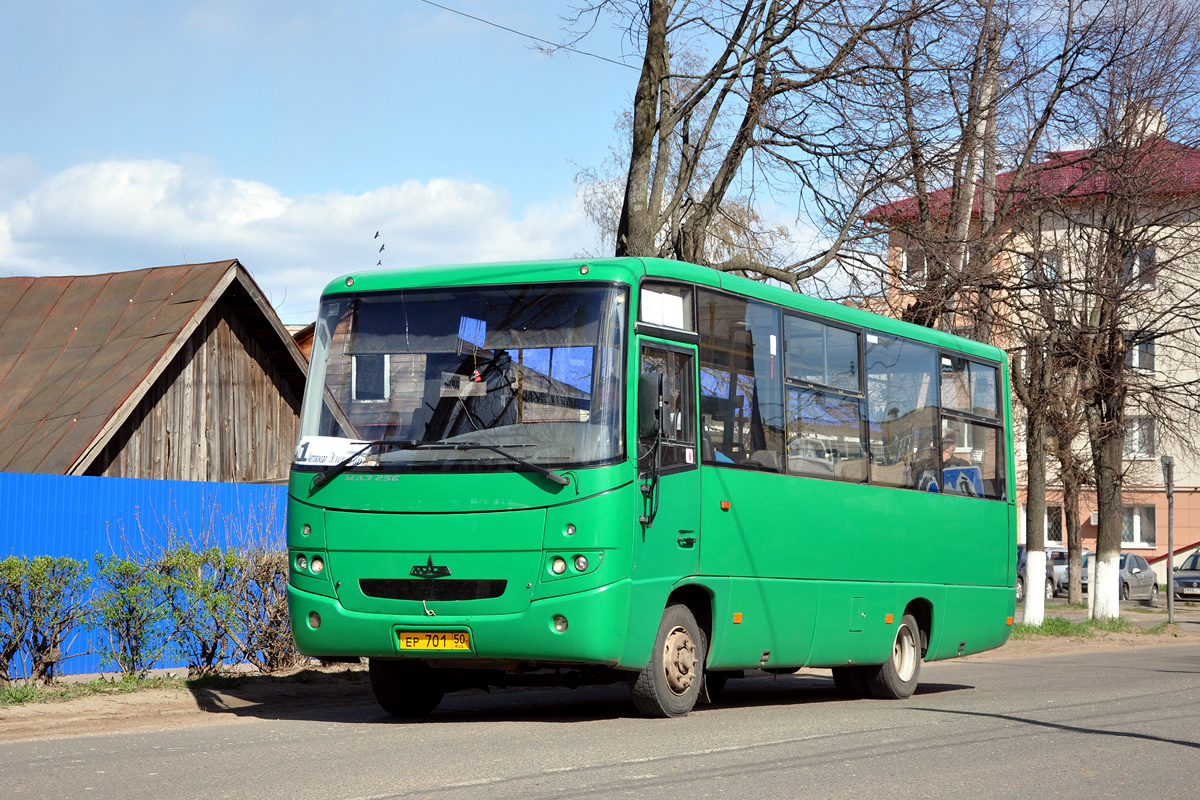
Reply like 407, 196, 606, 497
1016, 596, 1200, 633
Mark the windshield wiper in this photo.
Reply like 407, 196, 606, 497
307, 438, 569, 496
425, 441, 570, 486
308, 439, 419, 495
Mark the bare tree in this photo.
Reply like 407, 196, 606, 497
572, 0, 933, 285
1039, 0, 1200, 619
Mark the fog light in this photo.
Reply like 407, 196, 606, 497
552, 557, 567, 575
565, 523, 576, 536
553, 615, 568, 632
573, 555, 589, 572
302, 523, 311, 537
310, 556, 324, 574
296, 554, 308, 571
308, 611, 321, 629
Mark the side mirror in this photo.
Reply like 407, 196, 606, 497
637, 373, 662, 439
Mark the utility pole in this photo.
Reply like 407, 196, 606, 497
1161, 455, 1175, 623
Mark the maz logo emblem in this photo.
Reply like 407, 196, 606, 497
410, 556, 451, 579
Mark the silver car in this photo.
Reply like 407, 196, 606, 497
1172, 552, 1200, 600
1057, 552, 1159, 605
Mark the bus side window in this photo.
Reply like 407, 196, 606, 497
864, 334, 938, 489
696, 289, 783, 469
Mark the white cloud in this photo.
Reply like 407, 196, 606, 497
0, 158, 593, 323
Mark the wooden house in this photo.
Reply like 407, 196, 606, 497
0, 260, 308, 482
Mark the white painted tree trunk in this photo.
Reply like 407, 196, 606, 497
1092, 553, 1122, 620
1023, 549, 1046, 625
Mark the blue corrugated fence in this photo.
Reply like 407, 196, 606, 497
1, 472, 287, 677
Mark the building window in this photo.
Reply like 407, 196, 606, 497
1123, 247, 1156, 286
1023, 249, 1061, 285
352, 354, 390, 402
1123, 333, 1155, 371
903, 246, 926, 282
1122, 505, 1156, 546
1047, 504, 1064, 543
1124, 415, 1155, 458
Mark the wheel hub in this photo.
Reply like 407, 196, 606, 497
662, 625, 697, 695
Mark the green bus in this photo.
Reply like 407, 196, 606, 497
287, 257, 1016, 718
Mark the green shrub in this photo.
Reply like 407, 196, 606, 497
21, 557, 92, 684
158, 545, 241, 676
0, 557, 29, 687
92, 553, 173, 679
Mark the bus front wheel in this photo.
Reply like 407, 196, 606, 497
632, 603, 705, 717
368, 658, 445, 717
866, 613, 922, 699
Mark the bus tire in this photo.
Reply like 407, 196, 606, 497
632, 603, 705, 717
831, 666, 871, 698
867, 613, 922, 699
368, 658, 444, 717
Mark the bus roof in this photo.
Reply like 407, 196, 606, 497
321, 257, 1005, 363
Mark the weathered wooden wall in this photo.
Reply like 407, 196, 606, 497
87, 299, 302, 481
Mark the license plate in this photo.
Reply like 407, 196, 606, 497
398, 631, 471, 651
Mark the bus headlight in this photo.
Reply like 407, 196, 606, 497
552, 557, 567, 575
296, 554, 308, 571
573, 555, 589, 572
310, 556, 324, 574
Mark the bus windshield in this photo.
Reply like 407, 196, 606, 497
295, 283, 628, 473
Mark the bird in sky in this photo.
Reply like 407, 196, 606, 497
379, 243, 385, 252
374, 231, 380, 238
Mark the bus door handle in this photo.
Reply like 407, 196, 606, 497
677, 530, 697, 548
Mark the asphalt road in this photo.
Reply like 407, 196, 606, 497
4, 642, 1198, 800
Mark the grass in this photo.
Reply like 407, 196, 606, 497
0, 663, 362, 708
0, 672, 255, 708
1010, 615, 1142, 640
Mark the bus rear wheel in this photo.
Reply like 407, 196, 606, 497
866, 613, 922, 699
632, 603, 705, 718
368, 659, 445, 717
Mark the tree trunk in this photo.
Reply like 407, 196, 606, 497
1088, 412, 1124, 620
1023, 407, 1048, 624
1056, 438, 1086, 605
615, 0, 670, 258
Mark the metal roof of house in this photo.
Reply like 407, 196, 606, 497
868, 137, 1200, 222
0, 260, 307, 474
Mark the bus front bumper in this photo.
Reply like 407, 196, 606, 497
288, 578, 632, 667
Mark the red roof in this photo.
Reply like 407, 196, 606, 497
867, 137, 1200, 222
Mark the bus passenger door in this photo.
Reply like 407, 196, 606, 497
635, 342, 701, 584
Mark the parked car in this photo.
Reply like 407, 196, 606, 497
1057, 551, 1159, 604
1015, 545, 1056, 602
1172, 551, 1200, 601
1047, 547, 1068, 597
1056, 551, 1090, 597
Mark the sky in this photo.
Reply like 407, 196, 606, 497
0, 1, 642, 323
